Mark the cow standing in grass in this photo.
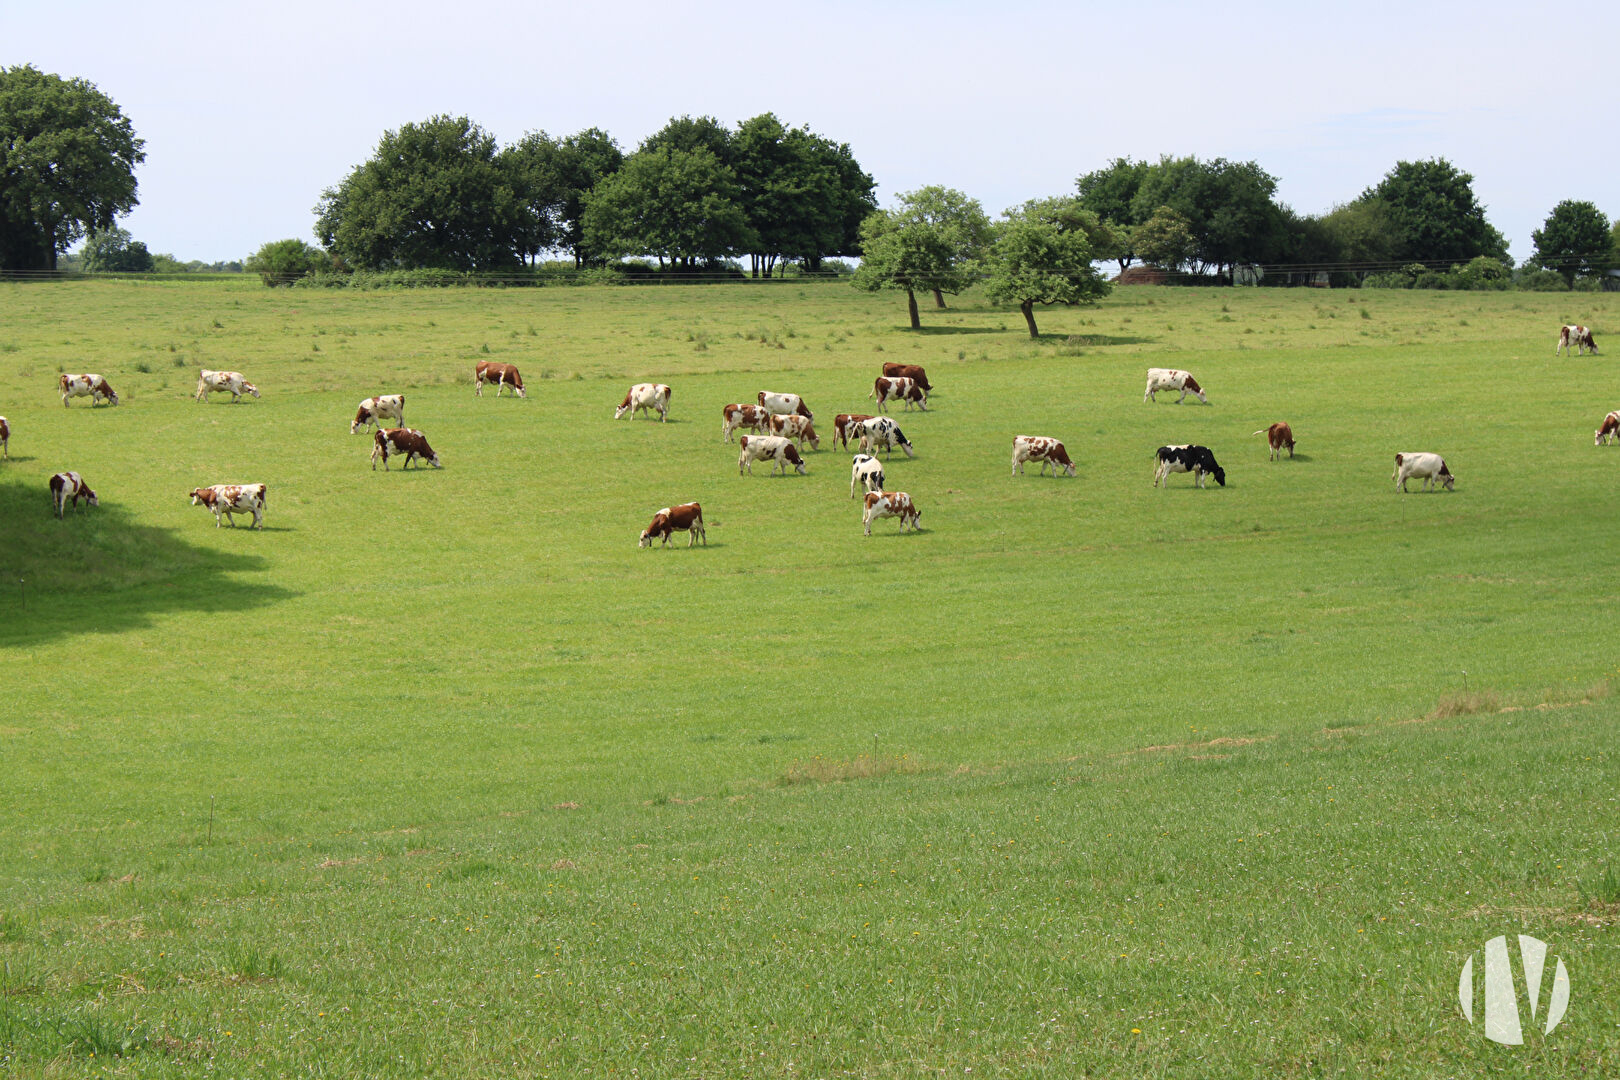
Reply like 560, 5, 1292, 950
1595, 411, 1620, 446
372, 428, 442, 470
352, 395, 405, 433
721, 403, 772, 443
0, 416, 8, 459
1011, 436, 1075, 477
1253, 422, 1295, 460
1393, 452, 1453, 492
189, 484, 267, 529
738, 435, 806, 475
616, 383, 671, 421
639, 502, 706, 547
833, 413, 874, 450
60, 374, 118, 407
862, 491, 921, 536
1557, 325, 1598, 356
850, 454, 885, 497
1154, 445, 1226, 488
49, 472, 97, 517
195, 369, 260, 403
1143, 368, 1207, 404
475, 361, 526, 397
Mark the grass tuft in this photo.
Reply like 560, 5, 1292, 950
779, 754, 925, 786
1427, 690, 1502, 718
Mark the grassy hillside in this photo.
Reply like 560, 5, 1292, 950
1, 279, 1616, 1076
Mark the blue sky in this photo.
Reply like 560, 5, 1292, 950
6, 0, 1616, 263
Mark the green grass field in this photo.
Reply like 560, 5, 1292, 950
2, 279, 1617, 1077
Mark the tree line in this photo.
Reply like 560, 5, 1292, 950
4, 63, 1618, 299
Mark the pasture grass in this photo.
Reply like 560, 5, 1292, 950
0, 278, 1617, 1076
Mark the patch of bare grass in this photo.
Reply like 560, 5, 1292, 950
779, 754, 925, 786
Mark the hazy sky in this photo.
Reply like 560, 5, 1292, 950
7, 1, 1616, 263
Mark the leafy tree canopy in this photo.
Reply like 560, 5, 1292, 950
246, 238, 329, 286
981, 197, 1110, 338
582, 146, 751, 268
0, 64, 145, 271
1132, 205, 1197, 271
79, 226, 152, 272
314, 115, 522, 271
1359, 158, 1508, 264
1075, 157, 1149, 269
850, 186, 988, 328
552, 128, 624, 267
1532, 199, 1611, 285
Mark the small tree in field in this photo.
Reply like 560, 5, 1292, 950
981, 198, 1110, 338
1132, 205, 1196, 272
1532, 200, 1611, 286
850, 186, 987, 328
246, 239, 328, 285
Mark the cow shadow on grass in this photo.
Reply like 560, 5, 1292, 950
0, 480, 296, 647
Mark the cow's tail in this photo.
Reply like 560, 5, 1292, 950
1252, 429, 1267, 436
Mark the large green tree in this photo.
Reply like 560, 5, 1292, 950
582, 146, 751, 269
1075, 156, 1149, 270
729, 113, 875, 277
245, 238, 328, 285
499, 132, 566, 266
1132, 205, 1196, 271
0, 65, 145, 271
1129, 156, 1284, 280
552, 128, 623, 267
850, 186, 989, 328
981, 197, 1110, 338
1359, 158, 1508, 265
1532, 200, 1611, 286
315, 115, 522, 271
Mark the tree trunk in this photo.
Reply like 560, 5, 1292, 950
906, 289, 920, 329
932, 288, 945, 308
1021, 300, 1038, 338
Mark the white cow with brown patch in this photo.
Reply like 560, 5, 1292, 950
616, 383, 671, 421
758, 391, 813, 421
189, 483, 267, 528
1595, 411, 1620, 446
1144, 368, 1207, 404
49, 472, 98, 517
721, 403, 772, 443
871, 376, 927, 412
352, 395, 405, 433
1393, 452, 1454, 492
1557, 325, 1598, 356
195, 369, 260, 403
1011, 435, 1075, 477
60, 374, 118, 407
738, 434, 806, 475
862, 491, 921, 536
0, 416, 8, 459
768, 413, 819, 450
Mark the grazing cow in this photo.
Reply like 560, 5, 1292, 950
881, 362, 932, 392
833, 413, 875, 450
189, 483, 267, 529
850, 454, 885, 498
1154, 444, 1226, 488
768, 413, 820, 450
1557, 325, 1598, 356
862, 491, 921, 536
371, 427, 442, 471
855, 416, 914, 459
0, 416, 8, 459
738, 434, 806, 475
475, 361, 526, 398
639, 502, 706, 548
1595, 411, 1620, 446
1392, 452, 1454, 492
1011, 435, 1076, 477
758, 391, 813, 421
1143, 368, 1207, 404
59, 374, 118, 407
49, 472, 97, 517
1253, 422, 1296, 460
616, 382, 672, 422
721, 403, 773, 443
871, 376, 927, 412
194, 369, 260, 403
352, 395, 405, 433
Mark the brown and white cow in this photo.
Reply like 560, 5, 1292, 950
616, 382, 671, 421
872, 376, 927, 412
60, 374, 118, 407
189, 483, 267, 529
721, 403, 773, 443
768, 413, 820, 450
833, 413, 874, 450
352, 394, 405, 433
195, 369, 260, 403
1011, 435, 1075, 477
1143, 368, 1207, 404
1253, 422, 1295, 460
371, 428, 442, 470
758, 391, 813, 420
49, 472, 97, 517
639, 502, 706, 547
1393, 452, 1453, 492
475, 361, 526, 397
0, 416, 8, 459
1557, 325, 1598, 356
1595, 411, 1620, 446
881, 362, 932, 393
738, 434, 806, 476
862, 491, 921, 536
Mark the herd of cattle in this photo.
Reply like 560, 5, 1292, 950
12, 323, 1604, 534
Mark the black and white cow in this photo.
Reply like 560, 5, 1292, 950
1153, 444, 1225, 488
855, 416, 914, 459
850, 454, 885, 498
